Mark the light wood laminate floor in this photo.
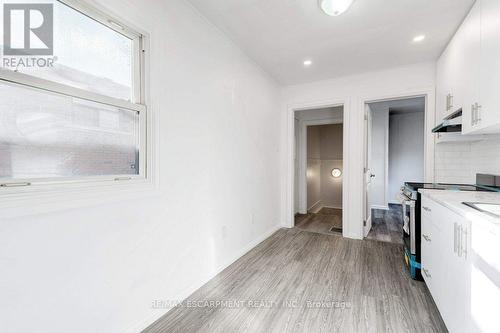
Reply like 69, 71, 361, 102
295, 207, 343, 235
143, 228, 446, 333
366, 204, 404, 245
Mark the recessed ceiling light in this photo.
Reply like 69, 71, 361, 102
319, 0, 355, 16
413, 35, 426, 43
303, 60, 313, 67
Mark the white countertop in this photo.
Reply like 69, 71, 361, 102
418, 189, 500, 227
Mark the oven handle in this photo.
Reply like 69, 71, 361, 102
398, 193, 415, 207
398, 193, 408, 205
398, 193, 416, 255
409, 201, 416, 254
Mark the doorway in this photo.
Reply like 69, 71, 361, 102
364, 97, 426, 243
293, 106, 344, 235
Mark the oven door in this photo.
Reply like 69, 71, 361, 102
399, 194, 416, 255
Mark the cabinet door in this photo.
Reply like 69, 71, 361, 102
439, 216, 470, 333
421, 215, 434, 287
460, 1, 482, 135
436, 49, 454, 121
468, 220, 500, 332
421, 215, 444, 307
477, 0, 500, 133
422, 200, 471, 333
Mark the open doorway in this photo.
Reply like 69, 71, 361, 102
364, 97, 425, 243
293, 106, 344, 235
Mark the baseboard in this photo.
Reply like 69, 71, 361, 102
363, 215, 372, 238
309, 201, 342, 213
321, 204, 342, 210
308, 200, 322, 213
371, 204, 390, 211
125, 224, 282, 333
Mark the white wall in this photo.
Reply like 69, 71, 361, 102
306, 126, 321, 209
306, 124, 344, 211
319, 124, 343, 209
281, 62, 436, 239
295, 107, 343, 214
0, 1, 281, 333
435, 138, 500, 184
369, 105, 389, 209
388, 112, 425, 202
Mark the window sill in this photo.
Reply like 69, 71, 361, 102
0, 177, 160, 219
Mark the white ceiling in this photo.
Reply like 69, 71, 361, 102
188, 0, 475, 85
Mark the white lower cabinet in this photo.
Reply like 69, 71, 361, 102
468, 218, 500, 333
440, 215, 470, 333
421, 215, 444, 307
421, 197, 471, 333
422, 196, 500, 332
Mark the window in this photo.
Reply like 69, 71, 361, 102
0, 0, 147, 187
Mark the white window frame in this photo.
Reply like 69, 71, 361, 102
0, 0, 151, 193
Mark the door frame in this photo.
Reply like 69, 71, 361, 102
284, 99, 348, 237
362, 89, 436, 237
363, 104, 373, 237
283, 88, 435, 240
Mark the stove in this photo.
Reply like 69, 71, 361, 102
403, 182, 492, 200
399, 177, 498, 280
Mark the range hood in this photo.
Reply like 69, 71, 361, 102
432, 109, 462, 133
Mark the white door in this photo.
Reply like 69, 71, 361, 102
363, 105, 373, 237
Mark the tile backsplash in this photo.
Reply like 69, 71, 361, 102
435, 137, 500, 184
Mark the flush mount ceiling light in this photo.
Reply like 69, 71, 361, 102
331, 168, 342, 178
413, 35, 426, 43
303, 59, 313, 67
319, 0, 355, 16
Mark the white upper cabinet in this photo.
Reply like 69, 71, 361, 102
476, 0, 500, 133
459, 1, 481, 134
436, 1, 480, 123
436, 40, 458, 122
436, 0, 500, 134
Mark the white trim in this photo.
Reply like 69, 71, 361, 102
384, 110, 390, 207
307, 201, 343, 214
321, 204, 342, 210
285, 98, 349, 238
360, 88, 436, 239
363, 215, 372, 237
0, 0, 147, 108
284, 87, 435, 240
371, 205, 390, 211
59, 0, 142, 40
0, 65, 145, 113
124, 225, 282, 333
308, 200, 323, 213
0, 3, 157, 213
361, 89, 435, 183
